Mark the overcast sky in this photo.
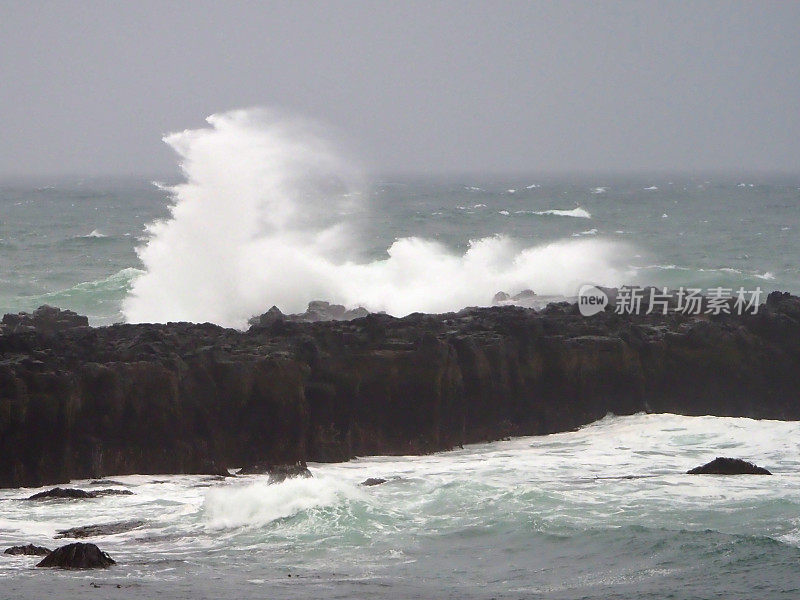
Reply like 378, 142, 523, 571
1, 1, 799, 177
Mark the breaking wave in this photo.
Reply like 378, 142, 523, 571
123, 109, 630, 328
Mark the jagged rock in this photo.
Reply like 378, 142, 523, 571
492, 292, 510, 304
55, 520, 145, 539
687, 457, 772, 475
27, 488, 96, 500
4, 544, 51, 556
93, 488, 134, 496
238, 461, 312, 483
36, 543, 115, 569
361, 478, 387, 486
248, 305, 284, 328
511, 289, 536, 301
26, 487, 131, 500
1, 305, 88, 334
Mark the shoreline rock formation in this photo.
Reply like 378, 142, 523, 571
1, 292, 799, 489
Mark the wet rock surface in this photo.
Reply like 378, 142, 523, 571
4, 544, 51, 556
238, 461, 312, 483
361, 478, 388, 486
36, 543, 115, 569
55, 520, 146, 539
27, 488, 96, 500
26, 487, 131, 500
2, 293, 800, 488
687, 457, 772, 475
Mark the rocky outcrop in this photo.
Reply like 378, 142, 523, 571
27, 488, 95, 500
361, 477, 387, 486
2, 293, 800, 488
55, 520, 146, 539
238, 461, 312, 483
1, 305, 88, 335
27, 487, 132, 500
687, 457, 772, 475
4, 544, 51, 556
36, 543, 115, 569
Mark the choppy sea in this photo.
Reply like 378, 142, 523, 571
1, 414, 799, 599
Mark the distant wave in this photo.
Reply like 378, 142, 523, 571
516, 207, 592, 219
82, 229, 108, 238
22, 267, 143, 308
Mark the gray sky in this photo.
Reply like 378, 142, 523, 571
1, 0, 799, 177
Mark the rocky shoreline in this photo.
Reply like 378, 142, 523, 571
1, 293, 799, 489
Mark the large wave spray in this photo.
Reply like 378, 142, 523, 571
124, 109, 630, 328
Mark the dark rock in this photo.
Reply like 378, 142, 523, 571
361, 478, 387, 486
492, 291, 510, 304
248, 305, 284, 328
238, 461, 312, 483
3, 293, 800, 489
93, 488, 134, 496
27, 488, 96, 500
55, 520, 145, 539
4, 544, 51, 556
2, 305, 88, 334
687, 457, 772, 475
36, 542, 115, 569
511, 289, 536, 301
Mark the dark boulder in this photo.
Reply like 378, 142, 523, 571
93, 488, 134, 496
687, 457, 772, 475
360, 478, 387, 486
27, 487, 96, 500
4, 544, 51, 556
2, 305, 88, 334
55, 520, 145, 539
36, 543, 115, 569
238, 461, 312, 483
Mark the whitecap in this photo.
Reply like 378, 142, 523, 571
644, 186, 659, 191
525, 207, 592, 219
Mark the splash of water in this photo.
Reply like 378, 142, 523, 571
123, 109, 631, 328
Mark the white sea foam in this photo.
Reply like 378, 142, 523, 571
202, 476, 363, 529
520, 207, 592, 219
82, 229, 107, 238
123, 109, 629, 327
572, 228, 598, 237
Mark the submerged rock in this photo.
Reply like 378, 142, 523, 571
93, 488, 134, 496
36, 543, 115, 569
27, 488, 95, 500
4, 544, 51, 556
55, 520, 145, 539
238, 461, 312, 483
360, 478, 387, 486
27, 487, 132, 500
687, 457, 772, 475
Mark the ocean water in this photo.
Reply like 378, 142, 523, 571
1, 414, 799, 598
1, 171, 798, 326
